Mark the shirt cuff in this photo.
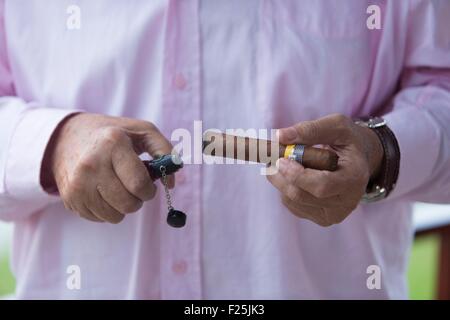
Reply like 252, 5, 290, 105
4, 107, 80, 201
383, 107, 440, 200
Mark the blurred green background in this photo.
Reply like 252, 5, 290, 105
0, 232, 441, 299
0, 253, 15, 297
408, 234, 439, 299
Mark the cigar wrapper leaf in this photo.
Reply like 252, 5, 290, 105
202, 131, 338, 171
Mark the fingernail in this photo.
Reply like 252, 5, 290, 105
277, 158, 290, 173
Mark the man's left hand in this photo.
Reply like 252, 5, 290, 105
267, 114, 384, 227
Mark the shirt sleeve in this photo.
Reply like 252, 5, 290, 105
0, 2, 77, 221
383, 0, 450, 203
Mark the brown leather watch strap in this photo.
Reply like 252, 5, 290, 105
366, 123, 401, 200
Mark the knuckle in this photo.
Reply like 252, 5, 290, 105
291, 211, 304, 220
65, 174, 85, 197
332, 114, 350, 127
78, 211, 91, 221
316, 211, 334, 227
281, 195, 289, 206
291, 209, 311, 221
340, 126, 353, 137
120, 199, 143, 214
346, 201, 360, 213
142, 184, 157, 201
108, 214, 125, 224
322, 212, 334, 225
317, 220, 334, 227
78, 210, 98, 222
99, 127, 125, 145
76, 155, 97, 173
62, 201, 71, 211
302, 121, 320, 140
292, 172, 304, 188
312, 183, 329, 198
281, 195, 292, 208
63, 200, 77, 213
285, 186, 301, 203
128, 176, 151, 196
334, 215, 347, 225
332, 114, 353, 137
141, 121, 156, 131
59, 188, 72, 202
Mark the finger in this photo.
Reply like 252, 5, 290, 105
266, 168, 289, 192
87, 190, 126, 224
141, 130, 176, 188
166, 174, 175, 189
267, 173, 320, 207
267, 170, 344, 208
108, 118, 174, 157
281, 195, 323, 222
75, 203, 104, 223
126, 127, 175, 189
281, 196, 332, 227
96, 172, 146, 214
277, 158, 344, 198
64, 192, 104, 222
277, 114, 352, 146
127, 125, 174, 159
111, 136, 157, 201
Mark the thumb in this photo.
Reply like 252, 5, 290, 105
126, 126, 176, 188
277, 114, 351, 146
126, 125, 174, 158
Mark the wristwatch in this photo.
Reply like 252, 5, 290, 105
354, 117, 401, 203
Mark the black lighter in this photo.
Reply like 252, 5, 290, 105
142, 154, 186, 228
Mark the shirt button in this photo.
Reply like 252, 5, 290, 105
172, 260, 188, 275
174, 73, 187, 90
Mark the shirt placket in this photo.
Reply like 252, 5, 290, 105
159, 0, 202, 299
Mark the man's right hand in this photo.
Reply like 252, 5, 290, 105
41, 113, 174, 224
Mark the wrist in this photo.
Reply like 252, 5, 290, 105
40, 112, 82, 193
365, 127, 384, 180
354, 116, 401, 202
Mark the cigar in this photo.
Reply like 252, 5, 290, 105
202, 131, 338, 171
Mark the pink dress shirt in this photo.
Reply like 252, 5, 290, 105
1, 0, 450, 299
